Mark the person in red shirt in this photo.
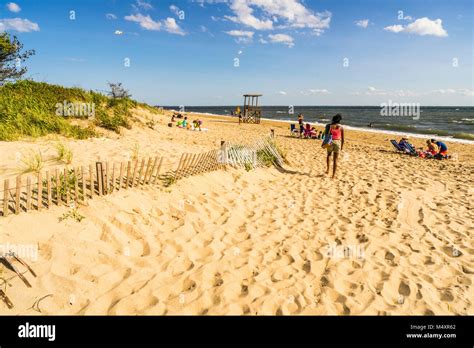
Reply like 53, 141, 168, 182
325, 114, 345, 179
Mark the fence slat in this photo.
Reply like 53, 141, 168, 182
37, 173, 43, 211
118, 162, 124, 191
147, 157, 158, 184
26, 177, 32, 211
152, 157, 163, 185
74, 167, 79, 203
46, 171, 52, 209
64, 168, 70, 205
175, 154, 186, 180
143, 157, 153, 185
105, 162, 110, 194
97, 163, 103, 196
125, 161, 132, 189
3, 179, 9, 216
131, 160, 139, 187
110, 163, 116, 193
15, 176, 21, 215
81, 166, 86, 202
55, 169, 60, 205
137, 159, 146, 186
89, 164, 95, 198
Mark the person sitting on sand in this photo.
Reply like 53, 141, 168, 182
318, 131, 323, 139
427, 139, 438, 155
171, 114, 176, 123
324, 114, 344, 179
182, 116, 188, 129
303, 123, 312, 138
431, 139, 448, 157
418, 140, 437, 158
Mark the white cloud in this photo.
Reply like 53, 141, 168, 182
384, 24, 404, 33
268, 33, 294, 47
359, 86, 473, 97
125, 13, 186, 35
163, 17, 185, 35
384, 17, 448, 37
6, 2, 21, 13
114, 30, 123, 35
277, 91, 287, 95
106, 13, 117, 20
224, 0, 331, 35
0, 18, 40, 32
135, 0, 153, 11
125, 13, 161, 30
301, 88, 330, 95
355, 19, 369, 28
225, 30, 254, 43
225, 30, 254, 38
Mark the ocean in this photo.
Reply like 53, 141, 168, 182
163, 106, 474, 143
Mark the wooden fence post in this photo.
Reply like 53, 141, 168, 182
15, 176, 21, 215
96, 162, 103, 196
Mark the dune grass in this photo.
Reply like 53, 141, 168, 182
0, 80, 140, 141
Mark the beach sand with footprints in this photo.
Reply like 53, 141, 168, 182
0, 108, 472, 315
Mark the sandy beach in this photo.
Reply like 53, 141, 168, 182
0, 107, 472, 315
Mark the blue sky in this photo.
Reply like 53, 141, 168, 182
1, 0, 473, 106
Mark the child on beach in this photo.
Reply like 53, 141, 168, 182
324, 114, 344, 179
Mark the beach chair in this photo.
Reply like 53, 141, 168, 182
390, 140, 404, 152
403, 142, 418, 156
390, 139, 417, 156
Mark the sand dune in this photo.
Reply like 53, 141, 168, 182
0, 109, 472, 315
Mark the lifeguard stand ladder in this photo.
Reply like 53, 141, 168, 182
242, 94, 262, 124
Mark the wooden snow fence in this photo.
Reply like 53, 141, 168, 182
1, 136, 283, 217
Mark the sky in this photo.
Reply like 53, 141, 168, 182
0, 0, 473, 106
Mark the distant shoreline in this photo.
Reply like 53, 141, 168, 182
171, 109, 474, 145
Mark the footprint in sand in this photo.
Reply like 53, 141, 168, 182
303, 260, 311, 274
398, 280, 411, 297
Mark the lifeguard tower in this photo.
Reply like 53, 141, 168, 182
242, 94, 262, 124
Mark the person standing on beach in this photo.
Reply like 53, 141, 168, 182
325, 114, 344, 178
298, 113, 304, 137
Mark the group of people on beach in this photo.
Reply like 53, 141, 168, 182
396, 137, 449, 159
170, 113, 203, 131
